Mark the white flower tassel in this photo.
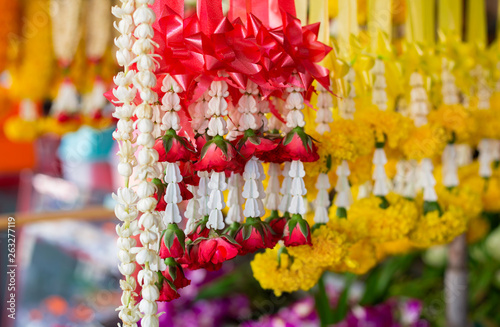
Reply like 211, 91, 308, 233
339, 68, 356, 120
279, 162, 293, 213
334, 160, 353, 209
197, 171, 211, 218
51, 81, 80, 116
478, 139, 493, 178
207, 172, 227, 230
265, 163, 282, 211
242, 157, 266, 218
226, 172, 244, 224
288, 160, 307, 215
131, 1, 162, 326
442, 145, 459, 189
372, 59, 388, 111
163, 162, 183, 224
238, 81, 261, 131
160, 75, 182, 132
184, 185, 199, 234
314, 173, 330, 224
475, 65, 494, 178
418, 158, 438, 202
83, 79, 108, 118
19, 99, 38, 121
205, 79, 230, 230
112, 0, 141, 325
190, 92, 210, 135
402, 160, 418, 199
409, 72, 429, 127
441, 60, 459, 106
372, 148, 390, 196
393, 160, 407, 196
315, 84, 333, 134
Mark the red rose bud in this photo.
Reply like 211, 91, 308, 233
162, 257, 191, 290
152, 178, 167, 211
281, 127, 319, 162
159, 223, 186, 259
236, 131, 278, 160
178, 242, 222, 271
157, 278, 180, 302
186, 216, 210, 241
154, 129, 197, 163
266, 211, 289, 242
283, 214, 312, 247
256, 137, 286, 163
193, 136, 239, 173
235, 217, 277, 255
179, 161, 200, 186
197, 235, 241, 266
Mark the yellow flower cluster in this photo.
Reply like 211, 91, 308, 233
324, 119, 374, 163
4, 117, 38, 142
346, 193, 419, 243
428, 104, 476, 143
466, 217, 490, 244
436, 185, 482, 220
287, 224, 351, 268
355, 108, 413, 148
409, 206, 467, 248
402, 124, 448, 161
251, 246, 324, 296
471, 109, 500, 141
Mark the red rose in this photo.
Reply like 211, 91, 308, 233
159, 224, 186, 259
283, 214, 312, 247
157, 279, 180, 302
235, 217, 277, 255
256, 137, 286, 163
235, 132, 279, 160
186, 217, 210, 241
266, 212, 289, 242
179, 182, 193, 201
154, 192, 167, 211
280, 128, 319, 162
197, 236, 240, 265
178, 242, 222, 271
193, 136, 238, 172
179, 161, 200, 186
162, 258, 191, 289
154, 129, 196, 163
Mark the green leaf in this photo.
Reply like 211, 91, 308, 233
283, 130, 296, 145
200, 140, 213, 159
423, 201, 442, 216
164, 229, 176, 249
332, 273, 356, 323
377, 196, 390, 209
298, 218, 310, 238
242, 224, 253, 241
336, 207, 347, 219
314, 274, 334, 326
168, 264, 177, 281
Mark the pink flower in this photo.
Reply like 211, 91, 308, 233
193, 136, 240, 172
159, 224, 186, 259
154, 129, 197, 163
280, 128, 319, 162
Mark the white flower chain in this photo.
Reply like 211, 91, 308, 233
315, 84, 333, 134
372, 148, 390, 197
313, 173, 330, 223
112, 0, 140, 326
417, 158, 438, 202
409, 72, 429, 127
334, 160, 353, 209
339, 67, 356, 120
206, 79, 230, 230
264, 163, 282, 211
242, 157, 266, 218
130, 1, 163, 326
226, 172, 245, 224
372, 59, 388, 111
185, 184, 200, 234
441, 60, 459, 106
190, 92, 210, 134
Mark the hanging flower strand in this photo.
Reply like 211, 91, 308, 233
111, 0, 140, 325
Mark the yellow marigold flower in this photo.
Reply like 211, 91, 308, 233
436, 185, 482, 220
4, 117, 39, 142
347, 193, 418, 242
375, 238, 415, 261
349, 154, 372, 186
409, 206, 467, 248
471, 109, 500, 141
467, 217, 489, 244
251, 246, 323, 296
355, 108, 412, 148
287, 224, 350, 268
323, 119, 374, 162
38, 117, 81, 136
461, 169, 500, 213
330, 239, 378, 275
402, 124, 447, 161
428, 104, 476, 143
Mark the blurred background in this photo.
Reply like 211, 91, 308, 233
1, 0, 500, 326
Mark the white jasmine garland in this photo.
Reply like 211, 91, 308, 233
226, 172, 245, 224
334, 160, 353, 210
207, 171, 227, 230
417, 158, 438, 202
313, 173, 330, 223
130, 1, 162, 326
112, 0, 141, 326
264, 163, 282, 211
315, 84, 334, 134
372, 59, 388, 111
339, 67, 356, 119
242, 157, 266, 218
372, 148, 390, 197
409, 72, 429, 127
278, 162, 293, 214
